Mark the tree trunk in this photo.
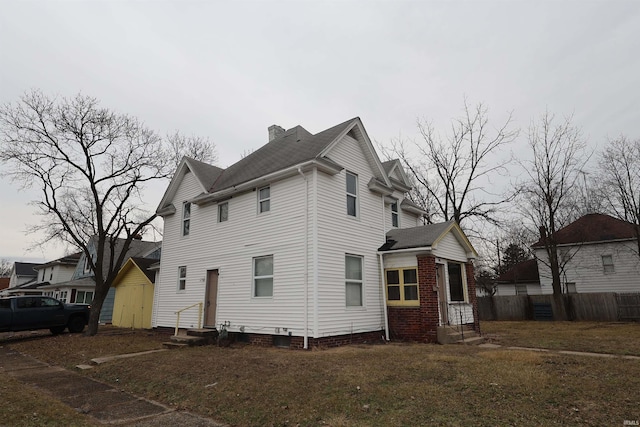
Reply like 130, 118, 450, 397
85, 280, 110, 336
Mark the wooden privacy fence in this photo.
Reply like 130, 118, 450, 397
478, 292, 640, 322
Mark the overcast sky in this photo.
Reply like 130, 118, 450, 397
1, 0, 639, 262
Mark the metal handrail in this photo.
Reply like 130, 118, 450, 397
174, 302, 203, 336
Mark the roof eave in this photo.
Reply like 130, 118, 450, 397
192, 159, 343, 205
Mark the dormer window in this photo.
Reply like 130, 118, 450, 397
182, 202, 191, 236
391, 201, 399, 227
258, 186, 270, 213
346, 172, 358, 217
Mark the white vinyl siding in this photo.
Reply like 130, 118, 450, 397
534, 241, 640, 294
153, 171, 309, 332
434, 232, 469, 262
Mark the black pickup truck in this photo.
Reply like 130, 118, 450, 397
0, 296, 90, 334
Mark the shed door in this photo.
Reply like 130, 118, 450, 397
204, 270, 219, 328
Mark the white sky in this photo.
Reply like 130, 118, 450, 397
1, 0, 639, 261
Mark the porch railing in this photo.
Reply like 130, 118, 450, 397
174, 302, 203, 336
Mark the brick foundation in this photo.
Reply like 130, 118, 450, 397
229, 330, 385, 349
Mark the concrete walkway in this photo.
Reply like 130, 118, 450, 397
0, 346, 224, 426
478, 342, 640, 360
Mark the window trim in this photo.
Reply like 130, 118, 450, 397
346, 172, 358, 218
447, 262, 467, 303
385, 267, 419, 306
345, 254, 364, 307
218, 202, 229, 223
253, 255, 274, 298
390, 200, 399, 228
177, 266, 187, 292
602, 254, 614, 274
182, 202, 191, 236
258, 186, 271, 214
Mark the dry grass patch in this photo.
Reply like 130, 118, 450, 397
482, 321, 640, 355
0, 375, 98, 427
5, 326, 168, 368
76, 343, 640, 426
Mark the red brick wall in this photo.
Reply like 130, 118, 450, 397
386, 255, 439, 343
466, 262, 480, 334
229, 331, 385, 350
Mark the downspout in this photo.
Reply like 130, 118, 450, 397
379, 252, 390, 341
380, 195, 390, 341
297, 167, 309, 349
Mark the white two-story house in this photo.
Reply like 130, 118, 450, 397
154, 118, 479, 348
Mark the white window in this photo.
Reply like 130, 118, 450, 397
515, 284, 528, 295
602, 255, 614, 274
178, 266, 187, 291
345, 255, 363, 306
346, 172, 358, 217
75, 290, 94, 304
253, 256, 273, 297
57, 291, 68, 303
391, 201, 399, 227
258, 186, 270, 213
182, 202, 191, 236
218, 202, 228, 222
566, 282, 577, 294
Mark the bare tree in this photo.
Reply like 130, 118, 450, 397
598, 136, 640, 257
0, 258, 12, 277
0, 90, 202, 335
167, 131, 217, 168
389, 100, 518, 234
517, 111, 590, 294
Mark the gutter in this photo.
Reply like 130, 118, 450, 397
191, 159, 343, 206
378, 246, 433, 255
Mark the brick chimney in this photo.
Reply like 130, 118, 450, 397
268, 125, 285, 142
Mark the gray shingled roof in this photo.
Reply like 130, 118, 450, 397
130, 257, 158, 283
379, 221, 456, 251
208, 118, 358, 192
14, 262, 41, 277
185, 157, 224, 191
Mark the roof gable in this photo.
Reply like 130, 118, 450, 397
320, 118, 391, 187
379, 220, 477, 257
113, 257, 156, 286
532, 213, 638, 247
381, 159, 411, 188
157, 157, 224, 214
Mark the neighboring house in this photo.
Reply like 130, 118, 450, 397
42, 237, 161, 323
532, 213, 640, 294
7, 262, 41, 289
6, 254, 81, 297
0, 277, 9, 292
154, 117, 480, 348
111, 257, 159, 329
493, 259, 541, 296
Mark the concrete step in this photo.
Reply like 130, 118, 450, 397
162, 342, 189, 350
186, 328, 219, 339
458, 336, 485, 345
437, 325, 481, 344
169, 335, 209, 346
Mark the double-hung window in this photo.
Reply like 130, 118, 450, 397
602, 255, 614, 274
345, 255, 363, 306
75, 290, 94, 304
391, 201, 399, 227
253, 256, 273, 297
385, 268, 419, 306
178, 266, 187, 291
218, 202, 228, 222
258, 186, 270, 213
182, 202, 191, 236
346, 172, 358, 217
